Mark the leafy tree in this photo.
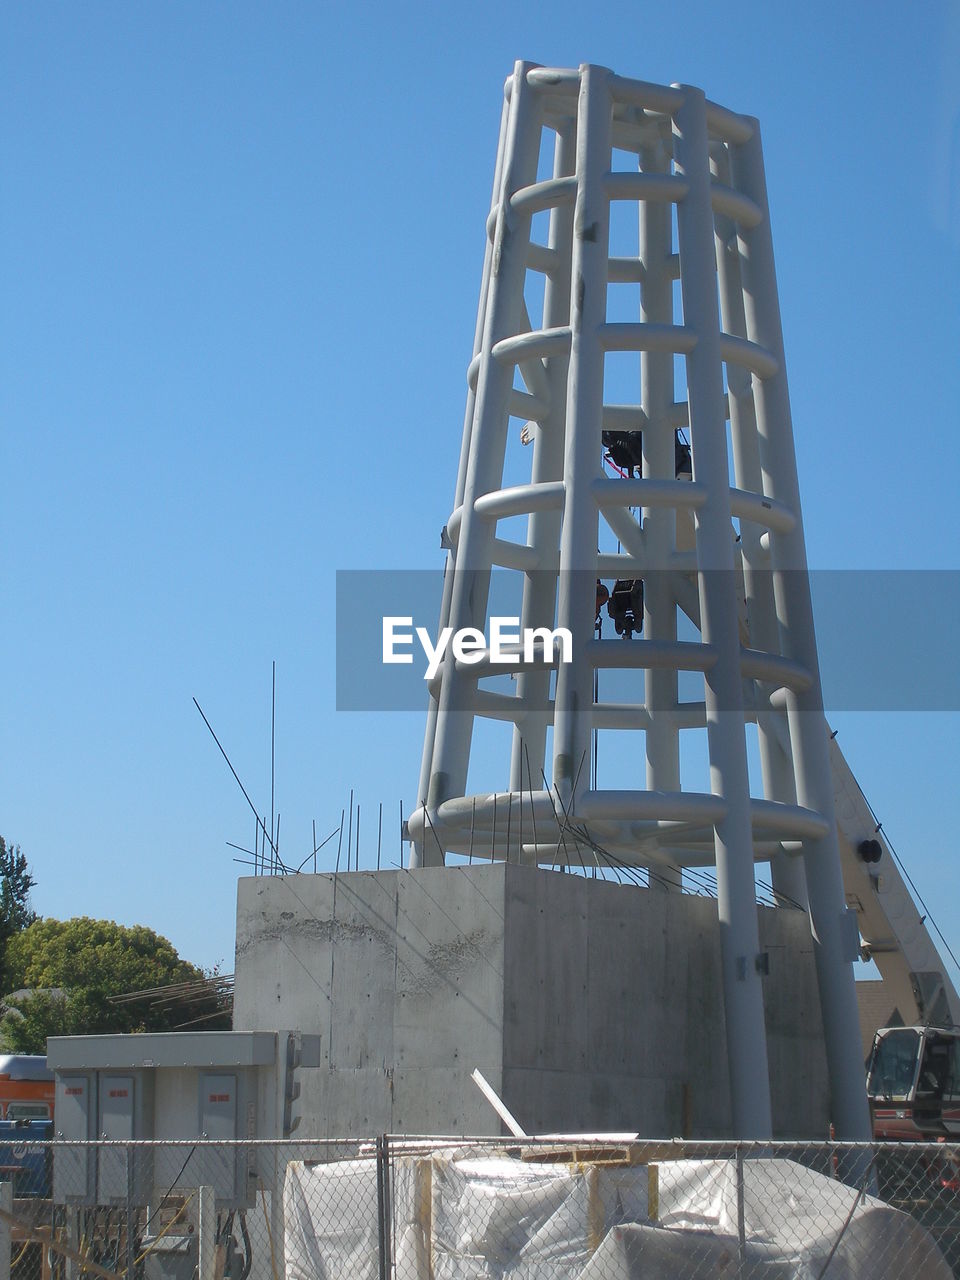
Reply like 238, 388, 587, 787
0, 838, 37, 985
1, 991, 72, 1051
1, 917, 230, 1053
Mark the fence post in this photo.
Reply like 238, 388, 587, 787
376, 1135, 393, 1280
376, 1137, 385, 1280
125, 1144, 137, 1280
0, 1180, 11, 1280
270, 1145, 286, 1280
198, 1184, 216, 1280
64, 1203, 80, 1280
735, 1145, 746, 1274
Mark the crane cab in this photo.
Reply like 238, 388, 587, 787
866, 1025, 960, 1140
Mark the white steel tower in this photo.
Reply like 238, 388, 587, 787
407, 63, 871, 1142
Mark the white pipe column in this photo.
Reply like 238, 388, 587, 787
552, 64, 612, 810
673, 86, 773, 1139
731, 121, 872, 1140
510, 122, 576, 793
712, 180, 808, 910
414, 91, 513, 863
419, 62, 543, 862
639, 136, 681, 892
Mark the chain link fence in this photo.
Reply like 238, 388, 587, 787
0, 1137, 957, 1279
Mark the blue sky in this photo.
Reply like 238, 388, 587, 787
1, 2, 957, 980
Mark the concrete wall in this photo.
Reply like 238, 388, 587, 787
233, 864, 829, 1139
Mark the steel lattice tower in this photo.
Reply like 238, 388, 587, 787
407, 62, 871, 1141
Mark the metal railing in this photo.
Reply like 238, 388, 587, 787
0, 1137, 957, 1279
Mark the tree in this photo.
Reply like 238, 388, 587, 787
0, 838, 37, 993
0, 836, 36, 936
1, 917, 230, 1053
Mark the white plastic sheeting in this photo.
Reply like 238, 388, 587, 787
430, 1157, 590, 1277
584, 1158, 953, 1279
284, 1155, 435, 1280
283, 1153, 950, 1279
283, 1156, 608, 1280
284, 1157, 380, 1280
429, 1157, 649, 1277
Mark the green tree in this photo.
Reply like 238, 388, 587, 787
0, 838, 37, 982
1, 990, 72, 1051
1, 917, 229, 1052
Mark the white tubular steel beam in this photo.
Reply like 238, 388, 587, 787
413, 89, 512, 861
509, 124, 576, 795
713, 151, 808, 910
730, 120, 872, 1141
552, 63, 612, 808
673, 85, 773, 1139
639, 134, 681, 893
417, 61, 543, 862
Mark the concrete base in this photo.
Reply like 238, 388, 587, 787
233, 864, 830, 1139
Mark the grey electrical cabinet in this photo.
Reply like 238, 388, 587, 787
47, 1031, 320, 1209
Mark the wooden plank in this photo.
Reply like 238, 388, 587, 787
0, 1207, 124, 1280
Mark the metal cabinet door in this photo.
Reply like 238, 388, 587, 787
54, 1074, 95, 1203
98, 1074, 135, 1202
196, 1073, 240, 1203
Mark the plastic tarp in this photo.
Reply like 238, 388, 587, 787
582, 1158, 953, 1279
429, 1157, 597, 1278
284, 1157, 379, 1280
284, 1156, 432, 1280
283, 1153, 950, 1279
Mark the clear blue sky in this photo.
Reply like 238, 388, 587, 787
2, 2, 957, 981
